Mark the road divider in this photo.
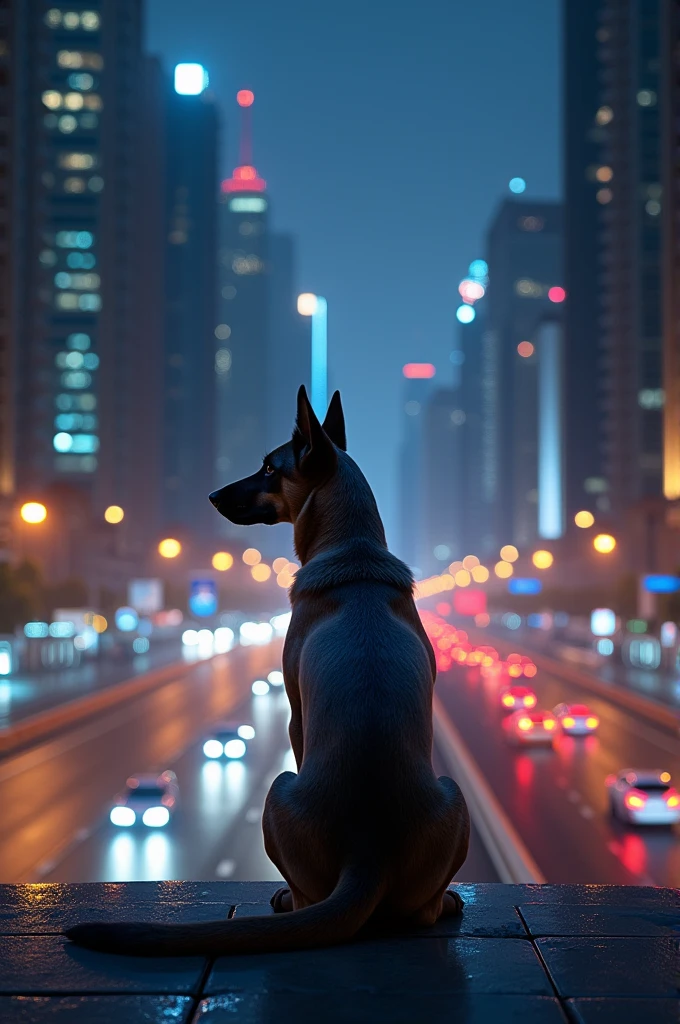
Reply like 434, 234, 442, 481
0, 658, 213, 757
433, 693, 546, 884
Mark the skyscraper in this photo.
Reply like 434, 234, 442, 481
216, 91, 269, 492
162, 63, 218, 535
420, 387, 463, 575
396, 363, 436, 570
662, 0, 680, 501
5, 1, 172, 567
267, 233, 309, 449
485, 198, 564, 547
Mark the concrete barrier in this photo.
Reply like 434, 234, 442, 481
0, 658, 208, 757
433, 693, 546, 883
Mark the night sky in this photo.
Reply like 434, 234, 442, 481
147, 0, 560, 545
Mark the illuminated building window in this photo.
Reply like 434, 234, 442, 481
232, 255, 263, 275
44, 9, 62, 27
83, 94, 102, 111
214, 324, 231, 340
55, 454, 97, 473
64, 92, 84, 111
61, 371, 92, 389
83, 353, 99, 370
584, 477, 608, 494
55, 272, 100, 290
59, 152, 96, 169
42, 90, 62, 109
88, 176, 104, 192
67, 252, 96, 269
228, 196, 267, 213
222, 285, 236, 299
79, 113, 98, 129
57, 51, 104, 70
215, 349, 232, 374
637, 89, 656, 106
79, 293, 102, 311
638, 388, 664, 409
239, 221, 256, 236
67, 332, 91, 350
63, 12, 81, 29
81, 11, 100, 30
58, 115, 77, 134
595, 105, 613, 125
56, 392, 97, 411
56, 351, 84, 369
645, 200, 661, 216
64, 177, 86, 193
595, 165, 613, 182
39, 249, 57, 266
596, 188, 613, 204
56, 293, 79, 310
56, 231, 94, 248
68, 73, 94, 90
514, 278, 543, 298
518, 216, 544, 231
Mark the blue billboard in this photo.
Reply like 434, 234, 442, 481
189, 579, 218, 618
508, 578, 543, 596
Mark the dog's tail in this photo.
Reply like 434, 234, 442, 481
64, 868, 384, 957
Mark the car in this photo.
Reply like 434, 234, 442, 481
500, 685, 537, 711
109, 770, 178, 828
606, 769, 680, 826
503, 709, 557, 746
202, 721, 253, 759
553, 703, 599, 735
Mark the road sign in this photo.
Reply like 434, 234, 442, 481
189, 579, 218, 618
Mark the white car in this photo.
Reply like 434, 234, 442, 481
202, 721, 253, 759
109, 770, 179, 828
606, 769, 680, 826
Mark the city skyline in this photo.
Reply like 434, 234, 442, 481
146, 0, 560, 543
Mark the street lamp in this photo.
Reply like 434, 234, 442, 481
104, 505, 124, 524
593, 533, 616, 554
297, 292, 328, 417
158, 538, 182, 559
20, 502, 47, 524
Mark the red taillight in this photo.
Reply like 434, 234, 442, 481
543, 717, 556, 731
517, 717, 533, 731
508, 664, 522, 678
502, 694, 515, 707
523, 663, 537, 678
664, 788, 680, 808
624, 790, 647, 810
524, 693, 537, 708
585, 716, 599, 729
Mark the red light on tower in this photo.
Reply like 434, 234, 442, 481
548, 286, 566, 303
403, 363, 436, 379
237, 89, 254, 107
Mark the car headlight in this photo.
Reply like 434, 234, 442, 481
142, 806, 170, 827
110, 806, 136, 827
203, 739, 224, 758
252, 679, 270, 695
237, 725, 255, 740
224, 738, 246, 759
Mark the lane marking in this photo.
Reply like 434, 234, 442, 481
215, 859, 235, 878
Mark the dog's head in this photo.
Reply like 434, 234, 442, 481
209, 385, 346, 526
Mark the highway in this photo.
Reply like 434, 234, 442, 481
0, 638, 496, 886
436, 641, 680, 886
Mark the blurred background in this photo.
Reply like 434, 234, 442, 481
0, 0, 678, 889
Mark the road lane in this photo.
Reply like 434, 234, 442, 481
0, 641, 281, 882
435, 651, 680, 886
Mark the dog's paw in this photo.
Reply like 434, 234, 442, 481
270, 887, 293, 913
443, 889, 465, 916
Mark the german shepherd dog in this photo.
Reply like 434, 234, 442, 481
66, 386, 470, 955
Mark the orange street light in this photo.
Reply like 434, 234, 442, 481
251, 563, 271, 582
574, 510, 595, 529
104, 505, 124, 524
158, 537, 181, 558
212, 551, 234, 571
499, 545, 519, 563
593, 533, 616, 554
20, 501, 47, 524
532, 550, 554, 570
242, 547, 261, 566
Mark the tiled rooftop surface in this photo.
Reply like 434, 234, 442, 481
0, 881, 678, 1022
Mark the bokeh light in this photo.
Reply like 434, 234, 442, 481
517, 341, 534, 358
242, 547, 261, 565
20, 502, 47, 524
454, 569, 471, 588
509, 177, 526, 194
548, 286, 566, 303
458, 279, 485, 303
272, 556, 289, 574
471, 565, 489, 583
495, 561, 513, 578
212, 551, 234, 571
462, 555, 480, 570
251, 563, 272, 582
104, 505, 124, 524
297, 293, 318, 316
158, 538, 181, 558
499, 545, 519, 563
574, 510, 595, 529
456, 304, 476, 324
532, 549, 554, 570
236, 89, 254, 107
468, 259, 488, 279
593, 533, 616, 554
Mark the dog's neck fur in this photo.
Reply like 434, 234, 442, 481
292, 452, 414, 597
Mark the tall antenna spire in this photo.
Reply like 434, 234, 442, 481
236, 89, 254, 164
221, 90, 267, 194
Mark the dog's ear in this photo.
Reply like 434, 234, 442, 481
293, 385, 337, 476
321, 391, 346, 451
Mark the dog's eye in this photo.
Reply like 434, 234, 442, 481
264, 463, 275, 476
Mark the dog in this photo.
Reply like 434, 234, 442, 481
65, 385, 470, 956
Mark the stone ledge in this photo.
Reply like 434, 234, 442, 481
0, 882, 677, 1022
